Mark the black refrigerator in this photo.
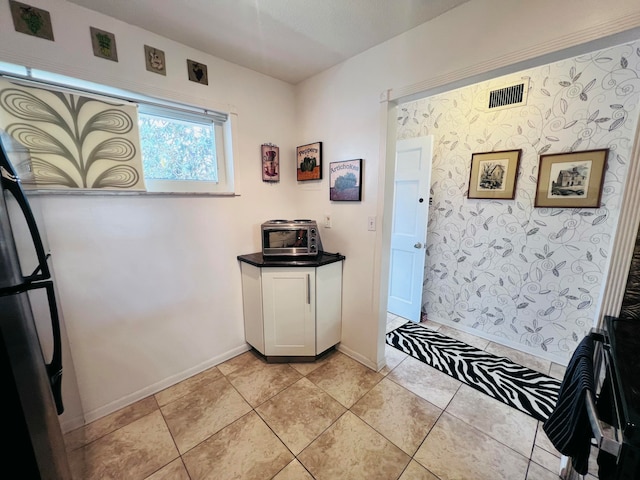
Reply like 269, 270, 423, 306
0, 132, 72, 479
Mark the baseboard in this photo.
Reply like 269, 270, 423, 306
425, 313, 569, 366
336, 343, 379, 371
74, 343, 251, 427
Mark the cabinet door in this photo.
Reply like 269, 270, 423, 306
316, 261, 342, 354
262, 267, 315, 356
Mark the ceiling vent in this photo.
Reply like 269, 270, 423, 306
486, 81, 528, 111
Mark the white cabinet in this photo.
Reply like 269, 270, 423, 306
239, 258, 343, 358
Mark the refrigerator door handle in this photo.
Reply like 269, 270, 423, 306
7, 280, 65, 415
42, 281, 64, 415
0, 162, 50, 283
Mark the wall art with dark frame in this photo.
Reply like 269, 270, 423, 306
261, 143, 280, 182
467, 149, 521, 199
296, 141, 322, 181
534, 148, 609, 208
9, 1, 54, 41
330, 159, 362, 201
187, 59, 208, 85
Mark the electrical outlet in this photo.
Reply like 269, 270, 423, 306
324, 214, 331, 228
368, 216, 376, 231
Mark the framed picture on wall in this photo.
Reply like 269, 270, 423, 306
296, 141, 322, 181
467, 149, 521, 199
535, 148, 609, 208
144, 45, 166, 75
330, 159, 362, 201
9, 1, 54, 41
187, 59, 208, 85
90, 26, 118, 62
261, 144, 280, 182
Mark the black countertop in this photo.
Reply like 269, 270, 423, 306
238, 251, 345, 267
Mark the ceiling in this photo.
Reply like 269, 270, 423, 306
67, 0, 469, 84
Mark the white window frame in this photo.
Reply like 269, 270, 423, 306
138, 104, 236, 194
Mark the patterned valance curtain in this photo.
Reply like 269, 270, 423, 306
0, 77, 146, 190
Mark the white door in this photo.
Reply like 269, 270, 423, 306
387, 136, 432, 322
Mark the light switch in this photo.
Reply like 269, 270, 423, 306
368, 216, 376, 231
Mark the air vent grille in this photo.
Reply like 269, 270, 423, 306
488, 83, 526, 109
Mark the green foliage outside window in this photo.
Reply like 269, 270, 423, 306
138, 113, 217, 182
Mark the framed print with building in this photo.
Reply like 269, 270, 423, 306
535, 148, 608, 208
467, 149, 521, 199
296, 141, 322, 181
261, 143, 279, 182
330, 159, 362, 201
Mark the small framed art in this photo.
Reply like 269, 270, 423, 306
296, 141, 322, 181
144, 45, 166, 75
330, 159, 362, 201
187, 60, 208, 85
535, 148, 608, 208
9, 1, 54, 41
261, 144, 280, 182
468, 149, 521, 200
90, 27, 118, 62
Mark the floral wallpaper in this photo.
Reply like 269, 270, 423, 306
397, 40, 640, 363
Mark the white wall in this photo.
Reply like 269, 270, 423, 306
0, 0, 299, 427
294, 0, 640, 369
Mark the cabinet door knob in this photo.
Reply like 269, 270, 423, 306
414, 242, 423, 249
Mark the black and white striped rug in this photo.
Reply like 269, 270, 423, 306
386, 322, 561, 422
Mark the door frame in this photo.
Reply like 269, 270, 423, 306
372, 90, 401, 371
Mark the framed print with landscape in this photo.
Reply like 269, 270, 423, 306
330, 159, 362, 201
296, 141, 322, 181
534, 149, 608, 208
467, 149, 521, 199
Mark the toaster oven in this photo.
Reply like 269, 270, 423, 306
261, 219, 323, 257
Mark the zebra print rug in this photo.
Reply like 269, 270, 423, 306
386, 322, 561, 422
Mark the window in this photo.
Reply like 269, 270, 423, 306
0, 62, 236, 194
138, 106, 233, 194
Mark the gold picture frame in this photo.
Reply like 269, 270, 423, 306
535, 149, 608, 208
467, 149, 521, 200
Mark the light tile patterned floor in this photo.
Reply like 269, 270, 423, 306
63, 314, 596, 480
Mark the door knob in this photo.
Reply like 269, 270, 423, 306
414, 242, 423, 249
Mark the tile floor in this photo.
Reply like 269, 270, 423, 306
62, 314, 599, 480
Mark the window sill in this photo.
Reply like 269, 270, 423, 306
23, 189, 240, 198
